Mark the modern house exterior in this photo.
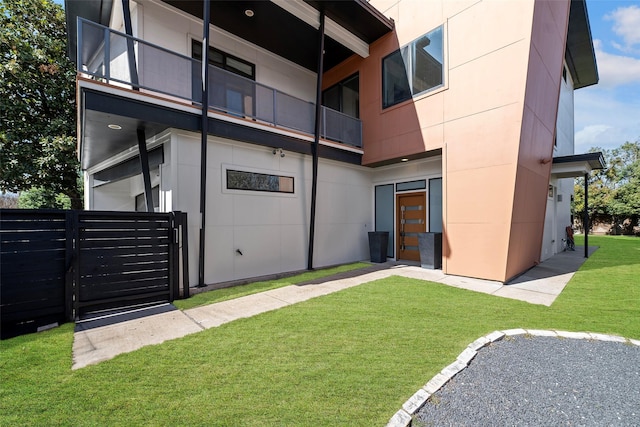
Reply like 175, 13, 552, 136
65, 0, 600, 287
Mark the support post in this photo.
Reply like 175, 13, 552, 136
121, 0, 139, 88
308, 9, 325, 271
198, 0, 211, 287
137, 129, 154, 212
584, 173, 589, 258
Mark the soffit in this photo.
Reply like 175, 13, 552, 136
160, 0, 394, 72
566, 0, 598, 89
551, 152, 606, 178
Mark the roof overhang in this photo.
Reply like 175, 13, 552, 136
566, 0, 598, 89
65, 0, 113, 63
65, 1, 394, 72
160, 0, 394, 72
551, 152, 605, 178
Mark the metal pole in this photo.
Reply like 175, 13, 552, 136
584, 173, 589, 258
137, 129, 154, 212
198, 0, 211, 286
122, 0, 139, 88
308, 9, 325, 271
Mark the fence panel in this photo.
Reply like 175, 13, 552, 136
0, 210, 70, 339
1, 210, 187, 339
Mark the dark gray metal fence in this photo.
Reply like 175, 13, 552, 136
1, 209, 189, 339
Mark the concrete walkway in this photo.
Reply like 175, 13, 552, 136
72, 246, 596, 369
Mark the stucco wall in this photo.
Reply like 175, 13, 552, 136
506, 0, 570, 280
325, 0, 571, 281
169, 130, 372, 285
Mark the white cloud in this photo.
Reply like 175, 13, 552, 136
575, 125, 613, 150
605, 5, 640, 52
574, 88, 640, 153
592, 39, 640, 87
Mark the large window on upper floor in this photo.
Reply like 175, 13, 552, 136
192, 41, 255, 80
192, 41, 256, 116
382, 25, 444, 109
322, 74, 359, 118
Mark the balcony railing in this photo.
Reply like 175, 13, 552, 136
77, 18, 362, 148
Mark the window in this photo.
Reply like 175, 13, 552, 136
192, 41, 255, 79
383, 25, 444, 108
227, 170, 294, 194
396, 179, 426, 192
429, 178, 442, 233
191, 41, 255, 116
322, 74, 359, 118
135, 185, 160, 212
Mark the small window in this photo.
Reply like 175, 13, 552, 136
383, 25, 444, 108
135, 186, 160, 212
227, 170, 294, 194
396, 180, 426, 192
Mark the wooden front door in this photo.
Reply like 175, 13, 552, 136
396, 192, 426, 261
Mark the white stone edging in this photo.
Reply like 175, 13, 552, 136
386, 329, 639, 427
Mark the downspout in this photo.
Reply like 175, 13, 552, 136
584, 173, 589, 258
198, 0, 211, 287
121, 0, 139, 88
307, 9, 325, 271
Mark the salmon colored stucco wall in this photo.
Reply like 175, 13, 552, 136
505, 0, 571, 281
324, 0, 570, 282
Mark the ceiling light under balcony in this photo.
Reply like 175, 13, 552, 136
401, 158, 409, 162
108, 124, 122, 130
244, 9, 254, 17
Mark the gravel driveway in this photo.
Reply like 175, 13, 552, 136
413, 335, 640, 426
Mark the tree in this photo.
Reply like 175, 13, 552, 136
17, 186, 71, 209
0, 0, 82, 208
573, 141, 640, 234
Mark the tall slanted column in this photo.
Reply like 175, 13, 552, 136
198, 0, 211, 287
308, 8, 325, 271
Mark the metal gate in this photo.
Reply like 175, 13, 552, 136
74, 211, 179, 317
1, 209, 189, 338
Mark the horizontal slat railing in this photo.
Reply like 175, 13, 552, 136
77, 18, 362, 148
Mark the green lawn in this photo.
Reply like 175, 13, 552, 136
1, 235, 638, 426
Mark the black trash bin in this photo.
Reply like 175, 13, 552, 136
418, 232, 442, 269
368, 231, 389, 263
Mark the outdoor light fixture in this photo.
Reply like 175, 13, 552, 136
108, 124, 122, 130
244, 9, 254, 17
273, 148, 285, 158
401, 158, 409, 162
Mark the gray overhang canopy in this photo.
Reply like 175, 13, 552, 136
566, 0, 598, 89
551, 152, 606, 178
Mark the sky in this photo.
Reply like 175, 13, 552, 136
574, 0, 640, 153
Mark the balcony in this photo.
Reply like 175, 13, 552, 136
77, 19, 362, 149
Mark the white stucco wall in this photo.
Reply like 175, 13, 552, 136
169, 130, 373, 285
541, 63, 576, 260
